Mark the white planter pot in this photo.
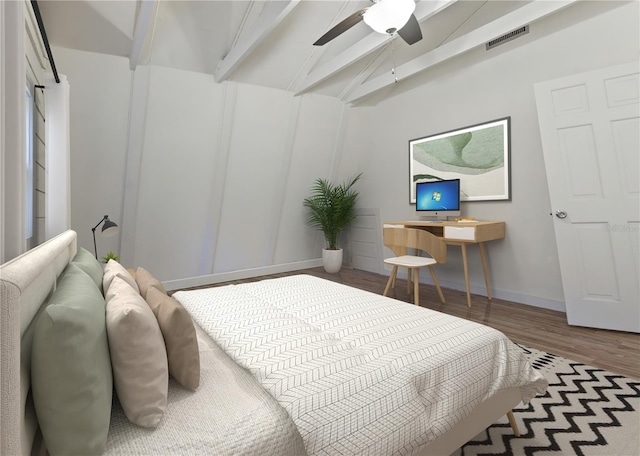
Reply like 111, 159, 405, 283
322, 248, 343, 273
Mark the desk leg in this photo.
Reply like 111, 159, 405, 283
460, 244, 471, 307
479, 242, 492, 301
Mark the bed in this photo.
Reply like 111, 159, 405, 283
1, 230, 547, 456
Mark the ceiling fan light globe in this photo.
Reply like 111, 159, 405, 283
363, 0, 416, 35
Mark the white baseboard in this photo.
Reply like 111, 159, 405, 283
386, 269, 566, 313
165, 260, 565, 313
163, 258, 324, 291
441, 279, 566, 312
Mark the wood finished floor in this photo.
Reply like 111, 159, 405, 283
175, 266, 640, 380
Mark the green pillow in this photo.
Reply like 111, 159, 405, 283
71, 247, 104, 292
31, 264, 112, 456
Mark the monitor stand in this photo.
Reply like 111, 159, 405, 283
416, 214, 438, 222
418, 215, 450, 222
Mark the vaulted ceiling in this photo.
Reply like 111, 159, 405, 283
38, 0, 578, 103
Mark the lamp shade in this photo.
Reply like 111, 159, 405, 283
363, 0, 416, 35
92, 215, 120, 259
101, 218, 119, 237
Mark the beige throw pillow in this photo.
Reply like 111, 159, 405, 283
146, 287, 200, 390
105, 276, 168, 427
103, 259, 139, 294
135, 266, 167, 299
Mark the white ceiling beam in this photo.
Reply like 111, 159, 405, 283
129, 0, 157, 70
215, 0, 300, 83
285, 0, 355, 91
338, 45, 390, 100
346, 0, 578, 103
294, 0, 458, 96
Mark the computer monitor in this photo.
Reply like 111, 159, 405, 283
415, 179, 461, 220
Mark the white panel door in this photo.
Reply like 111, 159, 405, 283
534, 61, 640, 332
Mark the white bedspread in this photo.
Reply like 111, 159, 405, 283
104, 323, 306, 455
174, 275, 547, 456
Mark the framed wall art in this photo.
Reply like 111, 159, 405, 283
409, 117, 511, 202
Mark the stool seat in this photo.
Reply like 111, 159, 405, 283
384, 255, 437, 268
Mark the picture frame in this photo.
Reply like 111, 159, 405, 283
409, 117, 511, 202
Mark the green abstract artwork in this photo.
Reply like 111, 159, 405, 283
409, 118, 511, 202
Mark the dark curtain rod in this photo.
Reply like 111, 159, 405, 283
30, 0, 60, 84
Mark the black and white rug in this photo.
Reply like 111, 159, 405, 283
454, 346, 640, 456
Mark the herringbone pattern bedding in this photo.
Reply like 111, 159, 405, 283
175, 275, 547, 456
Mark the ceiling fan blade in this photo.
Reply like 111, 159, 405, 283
397, 14, 422, 45
313, 8, 367, 46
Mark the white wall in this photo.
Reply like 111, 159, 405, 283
52, 47, 132, 259
50, 1, 637, 310
53, 49, 346, 281
127, 67, 346, 283
340, 1, 640, 310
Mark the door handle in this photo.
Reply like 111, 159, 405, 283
555, 210, 568, 219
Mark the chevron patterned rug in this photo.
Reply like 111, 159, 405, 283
454, 345, 640, 456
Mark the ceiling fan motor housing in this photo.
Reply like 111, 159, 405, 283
363, 0, 416, 35
313, 0, 422, 46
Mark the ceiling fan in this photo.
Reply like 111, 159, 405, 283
313, 0, 422, 46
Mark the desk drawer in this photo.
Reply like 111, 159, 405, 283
444, 226, 476, 241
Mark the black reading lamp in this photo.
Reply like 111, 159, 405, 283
92, 215, 119, 259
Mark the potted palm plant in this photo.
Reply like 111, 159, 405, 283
101, 251, 120, 264
303, 173, 362, 273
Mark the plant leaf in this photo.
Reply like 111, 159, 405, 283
303, 173, 362, 250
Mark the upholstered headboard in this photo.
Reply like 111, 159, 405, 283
0, 230, 77, 455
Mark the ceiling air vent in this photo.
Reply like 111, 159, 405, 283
486, 25, 529, 50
